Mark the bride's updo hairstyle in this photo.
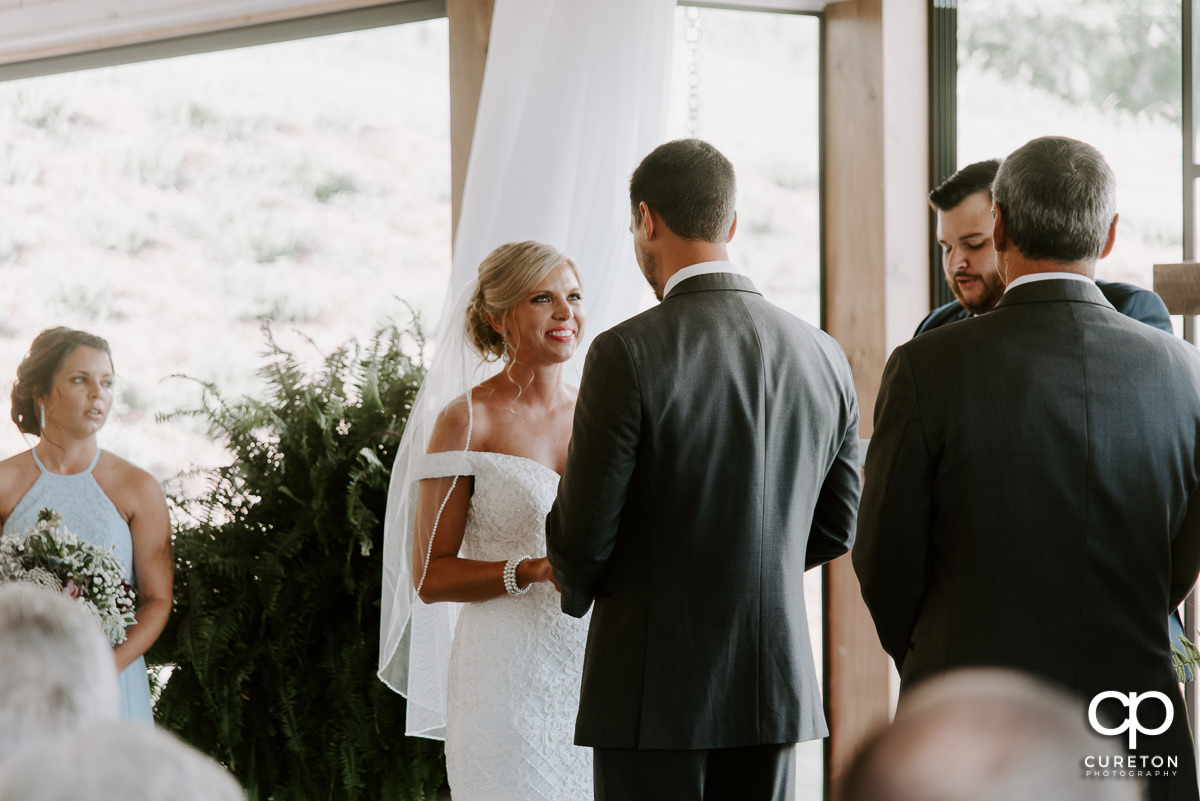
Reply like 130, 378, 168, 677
465, 240, 578, 360
11, 327, 113, 436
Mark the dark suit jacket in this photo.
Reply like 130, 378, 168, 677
547, 272, 861, 750
913, 278, 1172, 336
856, 279, 1200, 797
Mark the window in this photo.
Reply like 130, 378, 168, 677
670, 7, 823, 798
0, 20, 452, 478
956, 0, 1182, 295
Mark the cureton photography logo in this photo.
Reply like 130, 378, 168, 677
1083, 690, 1179, 779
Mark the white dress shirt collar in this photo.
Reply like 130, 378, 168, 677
662, 260, 740, 298
1005, 271, 1093, 292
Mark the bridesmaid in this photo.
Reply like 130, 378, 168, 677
0, 327, 172, 722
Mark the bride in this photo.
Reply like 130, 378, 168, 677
379, 240, 592, 800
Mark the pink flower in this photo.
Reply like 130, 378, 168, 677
62, 579, 82, 600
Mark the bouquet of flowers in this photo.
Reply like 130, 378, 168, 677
0, 508, 137, 645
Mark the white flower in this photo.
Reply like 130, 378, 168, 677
0, 507, 138, 645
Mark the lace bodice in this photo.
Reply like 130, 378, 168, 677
414, 449, 592, 801
415, 450, 561, 561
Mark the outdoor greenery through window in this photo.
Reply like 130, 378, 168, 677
958, 0, 1182, 297
0, 20, 453, 479
0, 8, 822, 479
670, 7, 821, 327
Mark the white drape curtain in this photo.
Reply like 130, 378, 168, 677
448, 0, 677, 344
379, 0, 676, 739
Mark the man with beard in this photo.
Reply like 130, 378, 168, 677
915, 158, 1170, 336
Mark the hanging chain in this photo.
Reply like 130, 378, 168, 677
685, 6, 702, 138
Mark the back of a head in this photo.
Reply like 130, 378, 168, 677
0, 721, 245, 801
991, 135, 1116, 263
0, 584, 118, 762
838, 669, 1140, 801
928, 159, 1001, 212
629, 138, 736, 242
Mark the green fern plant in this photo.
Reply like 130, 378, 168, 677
1174, 634, 1200, 684
147, 320, 445, 800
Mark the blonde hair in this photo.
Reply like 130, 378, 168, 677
465, 241, 578, 360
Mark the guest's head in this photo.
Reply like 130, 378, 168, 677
11, 327, 113, 438
0, 584, 119, 763
837, 668, 1138, 801
992, 136, 1118, 280
628, 139, 737, 298
0, 721, 245, 801
466, 240, 583, 365
929, 159, 1005, 315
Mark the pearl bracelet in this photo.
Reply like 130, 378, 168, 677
503, 555, 534, 597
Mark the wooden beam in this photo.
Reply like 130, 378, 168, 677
822, 0, 928, 794
0, 0, 446, 82
1154, 262, 1200, 315
686, 0, 829, 12
447, 0, 494, 243
825, 0, 892, 786
822, 2, 891, 791
0, 0, 438, 66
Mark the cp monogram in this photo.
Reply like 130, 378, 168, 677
1088, 691, 1174, 749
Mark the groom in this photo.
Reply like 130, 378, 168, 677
547, 138, 861, 801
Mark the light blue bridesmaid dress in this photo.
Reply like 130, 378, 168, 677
4, 448, 155, 723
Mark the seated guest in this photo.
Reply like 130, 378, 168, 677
0, 584, 119, 762
855, 136, 1200, 801
0, 720, 245, 800
917, 158, 1170, 335
838, 668, 1139, 801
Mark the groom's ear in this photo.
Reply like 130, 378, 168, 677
638, 202, 656, 240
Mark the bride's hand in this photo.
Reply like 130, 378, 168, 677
517, 557, 553, 590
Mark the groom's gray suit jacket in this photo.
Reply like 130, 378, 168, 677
547, 272, 861, 750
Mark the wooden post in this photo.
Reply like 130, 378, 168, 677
447, 0, 495, 243
1154, 262, 1200, 315
822, 0, 929, 795
1153, 262, 1200, 743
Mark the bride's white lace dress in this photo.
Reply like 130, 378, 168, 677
415, 450, 592, 801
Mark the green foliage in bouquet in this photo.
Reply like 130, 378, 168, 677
0, 508, 137, 645
146, 320, 445, 801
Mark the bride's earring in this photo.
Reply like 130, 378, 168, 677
39, 404, 46, 431
501, 339, 511, 363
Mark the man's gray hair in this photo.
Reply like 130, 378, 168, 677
0, 721, 246, 801
838, 668, 1140, 801
991, 136, 1116, 264
0, 584, 119, 761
